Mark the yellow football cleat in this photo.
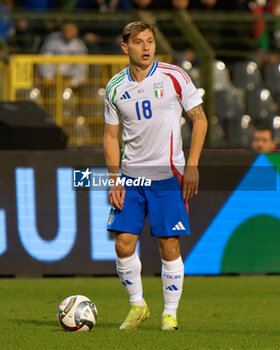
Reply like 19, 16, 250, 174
162, 314, 179, 331
119, 302, 150, 330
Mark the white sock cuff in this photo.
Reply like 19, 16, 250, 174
116, 251, 138, 269
161, 256, 184, 272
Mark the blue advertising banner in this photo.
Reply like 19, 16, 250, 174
0, 150, 279, 276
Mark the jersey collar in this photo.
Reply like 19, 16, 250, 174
127, 61, 158, 82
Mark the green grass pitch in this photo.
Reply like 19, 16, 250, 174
1, 276, 280, 350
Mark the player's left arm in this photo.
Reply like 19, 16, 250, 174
184, 104, 208, 200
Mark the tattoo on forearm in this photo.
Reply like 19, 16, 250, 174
187, 105, 206, 121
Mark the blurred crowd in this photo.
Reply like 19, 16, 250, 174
1, 0, 277, 12
0, 0, 280, 149
0, 0, 250, 15
1, 0, 280, 55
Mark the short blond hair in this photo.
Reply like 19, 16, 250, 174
122, 21, 155, 43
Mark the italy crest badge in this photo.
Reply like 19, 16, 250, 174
154, 82, 164, 99
108, 213, 114, 225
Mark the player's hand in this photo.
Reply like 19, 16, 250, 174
183, 165, 199, 200
108, 182, 126, 210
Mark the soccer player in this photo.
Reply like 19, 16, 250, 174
103, 21, 207, 331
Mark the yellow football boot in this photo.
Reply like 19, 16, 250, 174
162, 314, 179, 331
119, 302, 150, 330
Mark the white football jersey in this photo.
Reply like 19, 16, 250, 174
104, 61, 203, 180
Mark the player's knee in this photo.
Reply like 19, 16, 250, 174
115, 238, 135, 258
159, 240, 180, 261
162, 248, 180, 261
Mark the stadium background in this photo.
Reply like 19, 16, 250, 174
0, 0, 280, 277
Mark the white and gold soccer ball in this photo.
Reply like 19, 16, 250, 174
57, 295, 98, 332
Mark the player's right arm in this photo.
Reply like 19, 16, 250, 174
104, 123, 125, 210
104, 80, 126, 210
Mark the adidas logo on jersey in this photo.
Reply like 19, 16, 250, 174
120, 91, 131, 100
172, 221, 186, 231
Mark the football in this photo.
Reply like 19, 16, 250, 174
57, 295, 98, 332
